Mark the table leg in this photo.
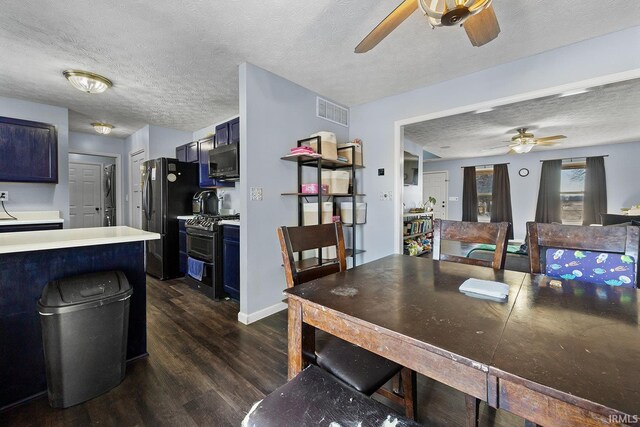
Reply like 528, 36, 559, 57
465, 394, 480, 427
288, 299, 303, 380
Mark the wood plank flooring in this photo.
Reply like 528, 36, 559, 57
1, 275, 523, 426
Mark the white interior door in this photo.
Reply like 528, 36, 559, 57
69, 162, 102, 228
130, 150, 146, 229
423, 171, 448, 219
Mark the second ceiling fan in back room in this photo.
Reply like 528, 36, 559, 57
355, 0, 500, 53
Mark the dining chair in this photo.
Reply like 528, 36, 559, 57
431, 219, 510, 427
277, 222, 417, 420
432, 219, 510, 269
526, 221, 640, 287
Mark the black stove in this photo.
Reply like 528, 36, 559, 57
185, 214, 239, 233
184, 214, 239, 300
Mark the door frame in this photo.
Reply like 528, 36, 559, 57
423, 170, 449, 220
69, 149, 122, 226
129, 149, 146, 229
68, 160, 104, 228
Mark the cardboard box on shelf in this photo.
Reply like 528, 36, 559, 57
309, 132, 338, 160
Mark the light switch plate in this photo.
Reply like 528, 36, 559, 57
250, 187, 263, 201
449, 196, 459, 201
0, 191, 8, 202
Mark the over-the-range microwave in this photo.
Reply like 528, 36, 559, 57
209, 142, 239, 181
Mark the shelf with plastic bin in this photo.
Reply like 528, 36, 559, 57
280, 154, 364, 170
281, 192, 365, 197
403, 212, 433, 217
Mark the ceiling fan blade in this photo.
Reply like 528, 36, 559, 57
355, 0, 418, 53
507, 149, 517, 155
463, 5, 500, 47
536, 140, 559, 146
535, 135, 567, 142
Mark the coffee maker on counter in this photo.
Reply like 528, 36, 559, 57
192, 190, 219, 216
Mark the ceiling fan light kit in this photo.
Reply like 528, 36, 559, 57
63, 70, 113, 94
510, 143, 534, 154
355, 0, 499, 53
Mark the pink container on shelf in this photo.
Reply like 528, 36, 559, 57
301, 183, 329, 194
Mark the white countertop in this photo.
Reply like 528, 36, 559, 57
177, 215, 196, 220
0, 210, 64, 226
0, 226, 160, 255
220, 220, 240, 226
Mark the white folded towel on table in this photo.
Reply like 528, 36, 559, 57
459, 278, 509, 301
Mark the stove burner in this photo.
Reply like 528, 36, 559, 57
186, 214, 239, 232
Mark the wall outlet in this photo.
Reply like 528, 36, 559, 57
0, 191, 8, 202
379, 191, 392, 201
250, 187, 263, 201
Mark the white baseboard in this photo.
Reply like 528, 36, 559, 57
238, 302, 287, 325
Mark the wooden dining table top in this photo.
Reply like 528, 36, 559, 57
285, 254, 528, 370
491, 273, 640, 417
284, 254, 640, 419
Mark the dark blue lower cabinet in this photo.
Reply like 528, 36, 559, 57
222, 225, 240, 300
179, 220, 187, 275
0, 223, 62, 233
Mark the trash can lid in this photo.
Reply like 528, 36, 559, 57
39, 270, 132, 310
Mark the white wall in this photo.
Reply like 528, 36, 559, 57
123, 126, 149, 225
149, 125, 191, 159
349, 26, 640, 262
0, 96, 69, 224
423, 140, 640, 240
238, 62, 349, 323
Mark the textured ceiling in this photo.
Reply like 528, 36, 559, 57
0, 1, 639, 138
403, 78, 640, 159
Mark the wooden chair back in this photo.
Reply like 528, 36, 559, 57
432, 219, 510, 270
277, 223, 347, 288
526, 222, 640, 286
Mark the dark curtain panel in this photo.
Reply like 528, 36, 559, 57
490, 164, 514, 239
462, 166, 478, 222
535, 159, 562, 223
583, 156, 607, 225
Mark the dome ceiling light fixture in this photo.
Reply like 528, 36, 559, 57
91, 122, 114, 135
63, 70, 113, 94
355, 0, 500, 53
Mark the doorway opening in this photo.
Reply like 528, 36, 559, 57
68, 151, 121, 229
129, 149, 146, 230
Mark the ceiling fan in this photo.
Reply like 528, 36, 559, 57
508, 128, 567, 154
355, 0, 500, 53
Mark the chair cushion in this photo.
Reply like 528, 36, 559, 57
315, 335, 402, 395
601, 213, 640, 226
545, 248, 636, 287
242, 365, 421, 427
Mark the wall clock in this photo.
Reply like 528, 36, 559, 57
518, 168, 529, 177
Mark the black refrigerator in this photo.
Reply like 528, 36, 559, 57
142, 158, 199, 279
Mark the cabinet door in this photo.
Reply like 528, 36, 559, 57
176, 144, 187, 162
186, 141, 199, 163
215, 122, 229, 146
222, 226, 240, 300
229, 117, 240, 144
0, 116, 58, 183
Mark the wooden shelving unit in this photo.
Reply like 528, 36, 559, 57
281, 136, 365, 266
403, 211, 433, 256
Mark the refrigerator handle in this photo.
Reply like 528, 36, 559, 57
143, 172, 151, 221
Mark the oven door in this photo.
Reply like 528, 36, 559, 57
186, 230, 216, 262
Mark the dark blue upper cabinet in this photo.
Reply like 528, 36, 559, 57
0, 116, 58, 183
229, 117, 240, 144
175, 144, 187, 162
215, 122, 229, 146
186, 141, 199, 163
198, 137, 233, 188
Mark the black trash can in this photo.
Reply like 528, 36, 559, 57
38, 270, 132, 408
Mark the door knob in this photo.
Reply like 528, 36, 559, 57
95, 207, 100, 211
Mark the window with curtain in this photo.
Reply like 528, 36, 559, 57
476, 167, 493, 222
491, 164, 514, 240
560, 160, 586, 225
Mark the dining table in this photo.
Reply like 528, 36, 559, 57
284, 254, 640, 427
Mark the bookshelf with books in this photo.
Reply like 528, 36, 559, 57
403, 211, 433, 256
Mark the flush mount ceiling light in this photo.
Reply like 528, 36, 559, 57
92, 122, 114, 135
63, 70, 113, 94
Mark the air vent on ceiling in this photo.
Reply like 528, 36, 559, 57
317, 97, 349, 127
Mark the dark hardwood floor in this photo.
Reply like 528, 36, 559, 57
2, 275, 523, 426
